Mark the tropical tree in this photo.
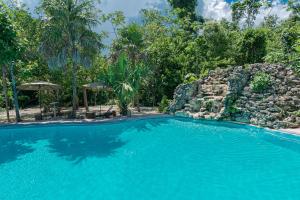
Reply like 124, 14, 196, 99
110, 23, 144, 63
104, 54, 148, 115
238, 28, 267, 64
262, 14, 279, 29
281, 23, 300, 70
12, 7, 49, 82
0, 1, 21, 122
40, 0, 103, 117
103, 11, 125, 39
232, 0, 262, 28
288, 0, 300, 18
202, 21, 237, 69
167, 0, 200, 22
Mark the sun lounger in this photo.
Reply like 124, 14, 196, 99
98, 106, 116, 118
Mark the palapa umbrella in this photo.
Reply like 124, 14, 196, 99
18, 81, 61, 115
82, 82, 112, 112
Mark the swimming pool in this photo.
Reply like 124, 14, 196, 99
0, 117, 300, 200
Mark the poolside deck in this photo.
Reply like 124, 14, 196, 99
0, 106, 161, 124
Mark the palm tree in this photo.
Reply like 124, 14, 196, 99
110, 23, 147, 112
105, 54, 148, 115
40, 0, 102, 117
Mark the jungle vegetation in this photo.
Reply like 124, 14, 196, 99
0, 0, 299, 119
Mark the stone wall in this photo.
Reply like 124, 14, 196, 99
169, 64, 300, 129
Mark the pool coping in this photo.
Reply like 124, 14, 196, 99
0, 114, 170, 128
0, 114, 299, 137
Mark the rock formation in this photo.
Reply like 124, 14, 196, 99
169, 64, 300, 129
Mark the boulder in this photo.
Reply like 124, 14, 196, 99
169, 63, 300, 129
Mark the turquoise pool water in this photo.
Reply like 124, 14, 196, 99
0, 117, 300, 200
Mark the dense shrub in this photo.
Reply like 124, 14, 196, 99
250, 72, 272, 93
238, 29, 267, 64
158, 96, 170, 113
205, 100, 214, 111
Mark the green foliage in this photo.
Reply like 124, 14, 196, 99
158, 96, 170, 113
18, 95, 30, 108
281, 25, 300, 71
104, 54, 148, 115
227, 105, 241, 115
250, 72, 272, 93
40, 0, 103, 113
112, 23, 144, 63
231, 0, 262, 28
103, 11, 125, 36
262, 15, 279, 29
288, 0, 300, 18
167, 0, 197, 13
205, 100, 214, 111
0, 0, 299, 116
0, 2, 20, 64
120, 23, 143, 47
238, 28, 267, 64
184, 73, 198, 83
40, 0, 103, 68
264, 17, 299, 71
292, 110, 300, 117
167, 0, 198, 21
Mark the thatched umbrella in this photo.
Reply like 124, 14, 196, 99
18, 81, 61, 115
82, 82, 112, 112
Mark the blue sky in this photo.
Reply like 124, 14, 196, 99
18, 0, 289, 20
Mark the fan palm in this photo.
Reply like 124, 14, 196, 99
40, 0, 102, 116
105, 54, 148, 115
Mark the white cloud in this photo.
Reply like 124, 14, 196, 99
198, 0, 232, 20
256, 1, 290, 25
18, 0, 40, 12
197, 0, 291, 25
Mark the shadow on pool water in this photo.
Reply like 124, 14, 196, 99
0, 141, 34, 165
47, 131, 126, 164
0, 118, 169, 165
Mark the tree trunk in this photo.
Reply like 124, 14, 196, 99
71, 62, 78, 118
2, 65, 10, 122
135, 95, 141, 113
9, 63, 21, 122
83, 88, 89, 112
120, 102, 128, 116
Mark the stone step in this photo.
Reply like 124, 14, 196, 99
211, 82, 227, 86
200, 87, 227, 94
200, 92, 214, 96
203, 96, 224, 101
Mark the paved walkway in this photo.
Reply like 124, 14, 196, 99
0, 106, 160, 123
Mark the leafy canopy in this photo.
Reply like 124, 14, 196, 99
0, 1, 20, 64
232, 0, 262, 28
